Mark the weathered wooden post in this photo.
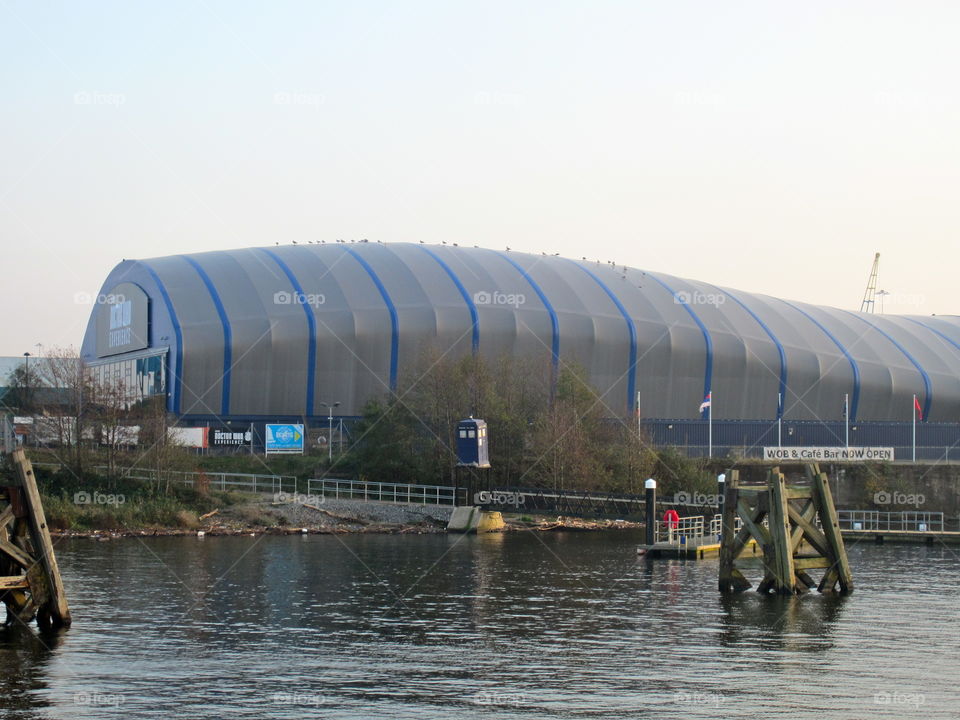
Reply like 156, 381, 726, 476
1, 450, 72, 629
719, 464, 852, 596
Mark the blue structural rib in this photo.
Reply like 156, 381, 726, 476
180, 255, 233, 416
708, 284, 788, 420
904, 317, 960, 355
843, 311, 933, 421
418, 246, 480, 355
260, 248, 317, 417
646, 273, 714, 406
139, 262, 184, 415
342, 246, 399, 392
569, 261, 637, 416
492, 251, 560, 378
778, 299, 861, 421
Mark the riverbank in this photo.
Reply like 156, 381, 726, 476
47, 494, 644, 538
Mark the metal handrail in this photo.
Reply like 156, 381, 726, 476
307, 478, 457, 506
31, 462, 297, 494
837, 509, 944, 532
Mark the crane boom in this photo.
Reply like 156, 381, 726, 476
859, 252, 880, 313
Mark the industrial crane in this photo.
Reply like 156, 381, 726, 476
859, 252, 880, 313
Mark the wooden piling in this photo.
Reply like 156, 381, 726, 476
0, 450, 71, 629
719, 464, 852, 596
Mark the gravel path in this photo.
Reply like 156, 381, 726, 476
267, 497, 455, 529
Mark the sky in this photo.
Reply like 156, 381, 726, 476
1, 0, 958, 356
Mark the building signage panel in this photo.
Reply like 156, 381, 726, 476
763, 446, 895, 462
265, 424, 304, 454
96, 282, 149, 357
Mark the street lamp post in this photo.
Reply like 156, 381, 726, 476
22, 352, 31, 411
320, 401, 341, 462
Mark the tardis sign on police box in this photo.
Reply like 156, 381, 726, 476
265, 424, 305, 455
763, 446, 895, 462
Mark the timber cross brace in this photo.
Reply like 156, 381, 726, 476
718, 464, 853, 596
0, 450, 72, 629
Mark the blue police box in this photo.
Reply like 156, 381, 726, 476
455, 417, 490, 468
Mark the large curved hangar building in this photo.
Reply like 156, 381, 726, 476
80, 243, 960, 425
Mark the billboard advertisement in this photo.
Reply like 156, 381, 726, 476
265, 424, 304, 454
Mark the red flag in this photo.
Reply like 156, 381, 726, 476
914, 395, 923, 421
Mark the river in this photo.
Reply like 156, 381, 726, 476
2, 531, 958, 718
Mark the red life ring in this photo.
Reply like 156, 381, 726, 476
663, 509, 680, 529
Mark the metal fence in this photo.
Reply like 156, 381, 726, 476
837, 510, 945, 532
307, 478, 459, 506
641, 419, 960, 462
32, 462, 296, 494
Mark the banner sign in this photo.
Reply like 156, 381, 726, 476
210, 428, 251, 447
763, 446, 895, 462
265, 424, 304, 454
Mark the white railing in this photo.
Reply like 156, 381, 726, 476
32, 462, 296, 494
656, 515, 706, 545
307, 478, 457, 506
837, 510, 945, 532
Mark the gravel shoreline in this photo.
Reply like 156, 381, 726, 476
51, 498, 643, 538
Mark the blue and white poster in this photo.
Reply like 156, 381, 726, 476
265, 424, 304, 454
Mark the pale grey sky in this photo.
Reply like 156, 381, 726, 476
2, 0, 957, 355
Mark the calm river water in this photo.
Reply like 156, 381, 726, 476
1, 531, 958, 718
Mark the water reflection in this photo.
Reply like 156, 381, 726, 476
0, 534, 956, 719
718, 593, 848, 651
0, 624, 65, 719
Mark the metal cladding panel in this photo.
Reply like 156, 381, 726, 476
384, 244, 475, 365
729, 293, 838, 423
798, 304, 919, 421
144, 256, 225, 416
81, 243, 960, 422
686, 280, 783, 421
266, 247, 363, 415
641, 271, 713, 418
477, 250, 556, 367
593, 265, 683, 418
231, 249, 310, 416
526, 257, 633, 416
874, 316, 959, 420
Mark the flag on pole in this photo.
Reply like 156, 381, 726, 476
777, 392, 784, 416
914, 395, 923, 421
699, 392, 712, 414
841, 395, 848, 419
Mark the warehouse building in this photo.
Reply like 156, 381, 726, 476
79, 243, 959, 453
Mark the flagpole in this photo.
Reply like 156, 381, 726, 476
777, 392, 782, 447
708, 394, 713, 459
845, 393, 849, 449
913, 394, 917, 463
